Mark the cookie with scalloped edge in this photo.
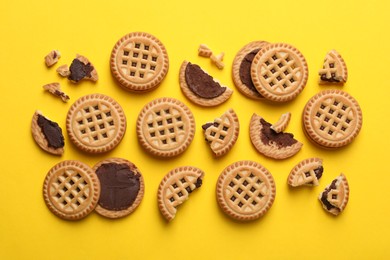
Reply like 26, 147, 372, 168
319, 174, 349, 216
319, 50, 348, 84
288, 158, 323, 187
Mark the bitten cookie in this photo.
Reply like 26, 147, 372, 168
43, 160, 100, 220
179, 61, 233, 107
319, 174, 349, 216
202, 108, 239, 157
319, 50, 347, 84
157, 166, 204, 221
216, 160, 276, 221
66, 93, 126, 154
93, 158, 144, 219
249, 113, 302, 159
288, 158, 323, 187
136, 97, 195, 158
110, 32, 169, 92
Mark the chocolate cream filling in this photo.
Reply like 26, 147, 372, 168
320, 179, 338, 211
314, 166, 324, 180
37, 114, 64, 149
68, 58, 94, 82
185, 62, 226, 99
96, 163, 141, 211
239, 48, 262, 95
260, 118, 297, 148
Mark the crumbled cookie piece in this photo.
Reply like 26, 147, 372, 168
271, 112, 291, 133
68, 54, 98, 83
44, 50, 61, 67
198, 44, 213, 57
43, 82, 70, 102
56, 64, 71, 77
210, 52, 225, 69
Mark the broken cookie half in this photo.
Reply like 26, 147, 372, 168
319, 174, 349, 216
288, 158, 323, 187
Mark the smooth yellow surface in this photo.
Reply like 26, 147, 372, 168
1, 0, 389, 259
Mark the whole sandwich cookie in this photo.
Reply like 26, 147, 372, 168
66, 93, 126, 154
232, 41, 269, 100
302, 89, 362, 149
319, 50, 348, 84
249, 113, 302, 159
43, 160, 100, 220
31, 110, 65, 155
319, 174, 349, 216
288, 158, 323, 187
216, 160, 276, 221
110, 32, 169, 92
179, 61, 233, 107
136, 97, 195, 158
93, 158, 144, 219
202, 108, 239, 157
251, 43, 308, 103
158, 166, 204, 221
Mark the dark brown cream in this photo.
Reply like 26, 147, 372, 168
320, 179, 338, 211
185, 62, 226, 99
314, 166, 324, 180
37, 114, 64, 149
239, 49, 262, 95
68, 58, 94, 82
260, 118, 297, 148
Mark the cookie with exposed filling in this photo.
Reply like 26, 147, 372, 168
319, 174, 349, 216
288, 158, 323, 187
319, 50, 347, 84
68, 54, 98, 83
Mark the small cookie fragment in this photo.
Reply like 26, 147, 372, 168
202, 109, 239, 157
93, 158, 145, 219
31, 110, 64, 155
319, 174, 349, 216
43, 160, 100, 220
179, 61, 233, 107
43, 82, 70, 102
68, 54, 98, 83
56, 64, 71, 77
288, 158, 323, 187
45, 50, 61, 67
198, 44, 213, 57
158, 166, 204, 221
210, 52, 225, 69
216, 160, 276, 221
319, 50, 347, 84
249, 113, 302, 159
271, 112, 291, 133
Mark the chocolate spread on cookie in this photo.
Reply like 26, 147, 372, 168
68, 59, 94, 82
239, 49, 262, 95
320, 179, 338, 211
320, 74, 340, 83
202, 123, 213, 130
185, 62, 226, 99
37, 114, 65, 149
96, 163, 141, 211
260, 118, 297, 148
314, 166, 324, 180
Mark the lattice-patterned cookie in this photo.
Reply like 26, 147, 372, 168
179, 61, 233, 107
136, 97, 195, 158
43, 160, 100, 220
251, 43, 308, 103
319, 174, 349, 216
302, 90, 362, 149
158, 166, 204, 221
232, 41, 269, 100
202, 109, 239, 157
249, 113, 302, 159
319, 50, 347, 84
93, 158, 144, 219
110, 32, 169, 92
66, 94, 126, 154
216, 161, 276, 221
288, 158, 323, 187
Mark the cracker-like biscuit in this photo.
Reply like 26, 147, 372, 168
319, 50, 347, 84
319, 174, 349, 216
249, 113, 302, 159
179, 61, 233, 107
202, 108, 239, 157
136, 97, 195, 158
232, 41, 269, 100
302, 89, 362, 149
288, 158, 323, 187
93, 158, 144, 219
216, 160, 276, 221
271, 112, 291, 133
251, 43, 308, 103
31, 110, 64, 155
110, 32, 169, 92
43, 160, 100, 220
66, 93, 126, 154
157, 166, 204, 221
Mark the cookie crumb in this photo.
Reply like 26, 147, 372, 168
56, 64, 70, 77
210, 52, 225, 69
198, 44, 213, 57
43, 82, 70, 102
44, 50, 61, 67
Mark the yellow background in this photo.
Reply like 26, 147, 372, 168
1, 0, 389, 259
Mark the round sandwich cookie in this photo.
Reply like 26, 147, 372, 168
179, 61, 233, 107
66, 93, 126, 154
43, 160, 100, 221
251, 42, 308, 103
136, 97, 195, 158
110, 32, 169, 92
216, 160, 276, 222
302, 89, 362, 149
288, 158, 323, 187
158, 166, 204, 222
232, 41, 269, 100
93, 158, 144, 219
